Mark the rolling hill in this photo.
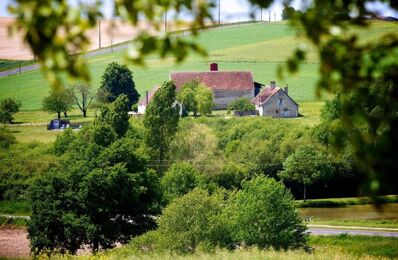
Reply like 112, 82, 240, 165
0, 21, 396, 110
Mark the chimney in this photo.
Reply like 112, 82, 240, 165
270, 81, 276, 89
210, 63, 218, 71
146, 91, 149, 105
284, 84, 288, 95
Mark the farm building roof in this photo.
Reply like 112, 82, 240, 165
170, 71, 254, 91
253, 84, 299, 107
252, 86, 280, 106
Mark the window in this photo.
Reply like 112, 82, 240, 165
279, 98, 283, 105
276, 109, 279, 114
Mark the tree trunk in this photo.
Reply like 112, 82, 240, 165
83, 109, 87, 117
57, 112, 61, 120
63, 111, 68, 117
303, 183, 307, 202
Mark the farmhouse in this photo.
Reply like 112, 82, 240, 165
138, 64, 299, 117
137, 86, 158, 114
170, 63, 261, 110
252, 81, 299, 118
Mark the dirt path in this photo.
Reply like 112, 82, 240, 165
0, 227, 30, 259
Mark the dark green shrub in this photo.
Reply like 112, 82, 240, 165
160, 162, 205, 202
226, 176, 308, 250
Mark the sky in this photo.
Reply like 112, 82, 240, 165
1, 0, 397, 21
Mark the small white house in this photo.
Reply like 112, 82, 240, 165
252, 81, 299, 118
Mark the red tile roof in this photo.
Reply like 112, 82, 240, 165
252, 86, 280, 106
170, 71, 254, 91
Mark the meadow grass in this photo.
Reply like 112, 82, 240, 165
309, 234, 398, 259
0, 200, 31, 215
56, 235, 397, 259
1, 21, 395, 111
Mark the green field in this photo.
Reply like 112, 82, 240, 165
1, 21, 396, 111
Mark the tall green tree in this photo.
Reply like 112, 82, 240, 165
281, 6, 296, 20
98, 62, 139, 108
42, 90, 74, 120
0, 98, 21, 125
70, 82, 93, 117
98, 95, 130, 137
278, 145, 333, 201
144, 81, 180, 166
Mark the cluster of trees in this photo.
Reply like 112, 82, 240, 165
132, 177, 307, 254
41, 62, 139, 120
29, 95, 160, 254
11, 0, 397, 198
26, 81, 327, 256
176, 80, 214, 117
227, 97, 255, 114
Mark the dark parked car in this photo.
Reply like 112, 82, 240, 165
47, 119, 70, 130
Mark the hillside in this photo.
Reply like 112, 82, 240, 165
0, 21, 397, 110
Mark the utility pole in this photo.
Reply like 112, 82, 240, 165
274, 12, 276, 22
218, 0, 221, 25
98, 19, 101, 49
269, 10, 271, 22
260, 8, 263, 21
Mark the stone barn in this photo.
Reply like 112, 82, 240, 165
170, 63, 259, 110
253, 81, 299, 118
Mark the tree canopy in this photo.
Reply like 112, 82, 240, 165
143, 81, 180, 166
0, 98, 21, 125
9, 0, 398, 196
70, 82, 93, 117
227, 97, 255, 114
29, 95, 161, 255
98, 62, 139, 108
278, 145, 333, 201
42, 90, 74, 120
177, 80, 214, 117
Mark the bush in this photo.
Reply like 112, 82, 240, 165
53, 128, 75, 155
210, 162, 250, 189
160, 162, 205, 202
0, 127, 16, 148
226, 176, 308, 250
132, 188, 231, 254
227, 97, 255, 114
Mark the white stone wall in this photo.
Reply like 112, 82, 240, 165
138, 104, 146, 114
213, 90, 254, 110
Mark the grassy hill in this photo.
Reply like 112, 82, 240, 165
0, 21, 396, 110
